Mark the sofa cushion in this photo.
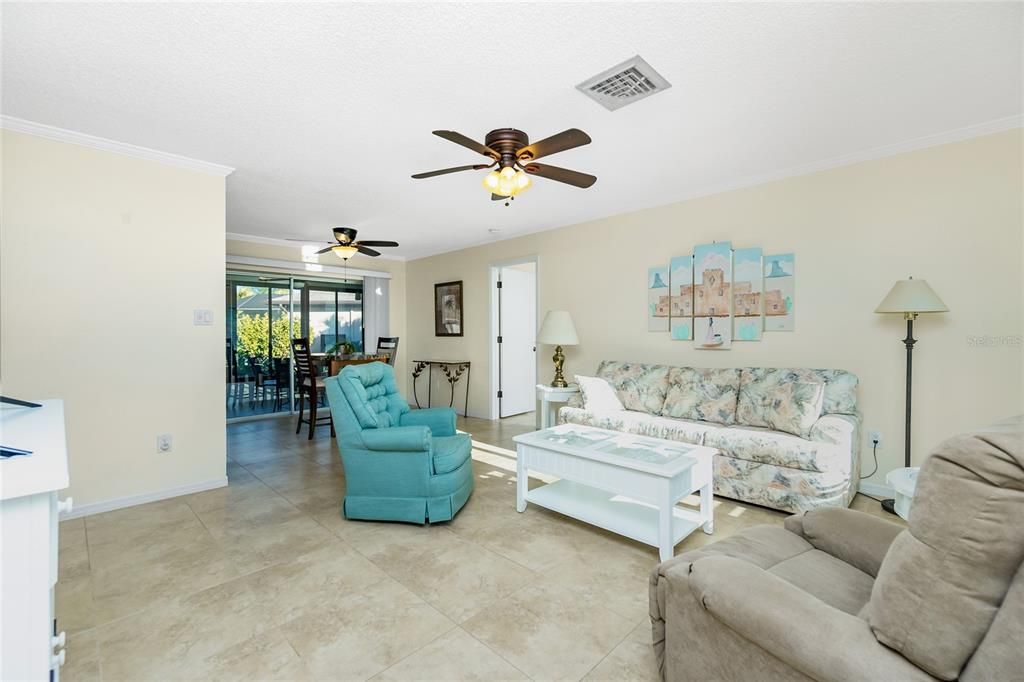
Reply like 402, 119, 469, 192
705, 425, 844, 473
432, 434, 471, 474
575, 375, 625, 413
557, 407, 714, 446
662, 367, 741, 425
866, 416, 1024, 681
736, 369, 825, 437
594, 361, 670, 414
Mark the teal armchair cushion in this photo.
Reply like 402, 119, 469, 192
432, 435, 472, 474
326, 362, 474, 524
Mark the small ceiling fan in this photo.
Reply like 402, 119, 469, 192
412, 128, 596, 205
292, 227, 399, 260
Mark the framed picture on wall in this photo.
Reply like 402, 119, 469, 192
434, 280, 464, 336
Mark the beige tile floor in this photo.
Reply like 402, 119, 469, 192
58, 414, 893, 681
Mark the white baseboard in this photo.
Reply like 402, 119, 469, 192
60, 476, 228, 520
858, 481, 894, 499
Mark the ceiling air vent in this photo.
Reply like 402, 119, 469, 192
577, 55, 671, 111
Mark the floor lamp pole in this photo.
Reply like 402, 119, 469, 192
902, 315, 916, 468
883, 314, 916, 515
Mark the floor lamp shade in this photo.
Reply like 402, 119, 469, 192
874, 277, 948, 514
538, 311, 578, 388
875, 278, 949, 316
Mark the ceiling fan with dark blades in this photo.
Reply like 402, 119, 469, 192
288, 227, 398, 260
412, 128, 596, 205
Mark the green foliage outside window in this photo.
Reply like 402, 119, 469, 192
235, 313, 312, 368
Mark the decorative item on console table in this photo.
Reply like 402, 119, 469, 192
537, 310, 579, 387
434, 280, 464, 336
874, 276, 948, 516
411, 360, 471, 417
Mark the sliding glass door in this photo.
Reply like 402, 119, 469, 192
226, 271, 363, 422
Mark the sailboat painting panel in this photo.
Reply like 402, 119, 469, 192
693, 242, 733, 350
764, 253, 796, 331
648, 266, 670, 332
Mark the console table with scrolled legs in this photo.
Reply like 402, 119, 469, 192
411, 360, 471, 417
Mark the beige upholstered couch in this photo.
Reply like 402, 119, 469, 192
649, 416, 1024, 681
560, 361, 860, 512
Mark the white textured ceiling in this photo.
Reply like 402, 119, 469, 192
3, 2, 1021, 259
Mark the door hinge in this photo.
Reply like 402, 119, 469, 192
497, 335, 503, 344
497, 390, 503, 399
496, 280, 503, 289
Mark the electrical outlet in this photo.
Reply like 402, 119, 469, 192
157, 434, 173, 453
868, 429, 883, 447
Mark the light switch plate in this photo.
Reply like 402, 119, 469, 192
193, 309, 214, 326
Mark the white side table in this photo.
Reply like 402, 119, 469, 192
886, 467, 920, 521
536, 384, 580, 429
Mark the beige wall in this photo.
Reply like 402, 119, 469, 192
224, 239, 408, 395
405, 129, 1024, 487
1, 130, 228, 508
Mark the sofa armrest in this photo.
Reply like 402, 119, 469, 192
400, 407, 456, 436
785, 508, 904, 578
809, 413, 859, 445
689, 556, 933, 681
361, 426, 432, 452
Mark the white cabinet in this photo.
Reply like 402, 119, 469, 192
1, 400, 70, 681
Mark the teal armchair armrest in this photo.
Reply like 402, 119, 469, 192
361, 426, 431, 452
400, 407, 457, 437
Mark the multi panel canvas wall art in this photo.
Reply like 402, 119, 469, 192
648, 242, 795, 347
693, 242, 732, 349
733, 247, 764, 341
648, 266, 670, 332
764, 253, 795, 331
668, 255, 693, 340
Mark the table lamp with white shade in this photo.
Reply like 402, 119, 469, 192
874, 276, 948, 515
537, 310, 579, 388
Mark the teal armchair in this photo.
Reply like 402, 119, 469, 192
324, 362, 474, 523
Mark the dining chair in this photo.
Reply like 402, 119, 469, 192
376, 336, 399, 367
292, 338, 335, 440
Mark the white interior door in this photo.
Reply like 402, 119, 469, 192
498, 264, 537, 417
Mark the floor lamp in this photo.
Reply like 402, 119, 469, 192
874, 277, 948, 515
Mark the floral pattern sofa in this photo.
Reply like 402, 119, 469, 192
558, 361, 861, 512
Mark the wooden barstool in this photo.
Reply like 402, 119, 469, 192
292, 338, 335, 440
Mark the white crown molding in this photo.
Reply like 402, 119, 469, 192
60, 476, 227, 520
406, 115, 1024, 261
1, 115, 235, 177
226, 231, 405, 261
226, 254, 393, 280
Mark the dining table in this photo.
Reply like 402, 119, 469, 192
309, 353, 390, 377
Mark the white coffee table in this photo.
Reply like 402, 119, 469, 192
513, 424, 715, 561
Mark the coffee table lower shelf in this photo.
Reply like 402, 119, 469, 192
525, 479, 704, 551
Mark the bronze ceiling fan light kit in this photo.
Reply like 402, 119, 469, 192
412, 127, 596, 205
